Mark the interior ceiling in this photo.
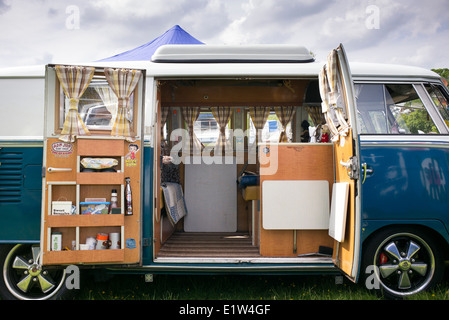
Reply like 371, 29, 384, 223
160, 79, 309, 107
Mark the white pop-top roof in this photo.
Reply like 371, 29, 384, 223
151, 44, 315, 63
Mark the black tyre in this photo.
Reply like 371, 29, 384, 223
362, 227, 445, 299
0, 244, 69, 300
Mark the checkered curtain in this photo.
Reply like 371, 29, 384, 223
249, 106, 270, 144
274, 106, 296, 142
55, 65, 95, 142
319, 48, 349, 141
181, 107, 202, 154
211, 107, 232, 154
104, 68, 142, 142
305, 106, 325, 126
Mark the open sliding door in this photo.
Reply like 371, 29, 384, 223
41, 64, 145, 266
320, 45, 361, 281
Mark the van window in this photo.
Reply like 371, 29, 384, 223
193, 111, 230, 146
355, 83, 439, 134
424, 84, 449, 127
59, 80, 134, 131
247, 110, 293, 145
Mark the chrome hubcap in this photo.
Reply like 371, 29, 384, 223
11, 245, 55, 293
376, 234, 434, 296
4, 245, 66, 299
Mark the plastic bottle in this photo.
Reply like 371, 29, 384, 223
110, 189, 118, 213
124, 177, 133, 216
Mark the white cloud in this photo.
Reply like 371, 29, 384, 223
0, 0, 448, 69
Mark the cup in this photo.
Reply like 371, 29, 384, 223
96, 233, 109, 250
109, 232, 121, 249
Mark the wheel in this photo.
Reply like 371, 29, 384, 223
0, 244, 69, 300
362, 227, 444, 299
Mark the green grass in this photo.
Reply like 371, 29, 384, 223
72, 272, 449, 300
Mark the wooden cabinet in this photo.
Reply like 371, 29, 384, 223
258, 143, 335, 257
41, 138, 141, 265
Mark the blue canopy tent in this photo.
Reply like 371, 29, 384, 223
98, 25, 204, 62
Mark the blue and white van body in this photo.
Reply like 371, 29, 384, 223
0, 44, 448, 300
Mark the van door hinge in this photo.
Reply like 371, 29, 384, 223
339, 156, 359, 180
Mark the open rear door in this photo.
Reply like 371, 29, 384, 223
320, 45, 361, 281
40, 64, 145, 266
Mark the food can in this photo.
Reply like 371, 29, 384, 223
51, 232, 62, 251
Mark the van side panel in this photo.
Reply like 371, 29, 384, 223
360, 140, 449, 241
142, 144, 154, 265
0, 144, 42, 243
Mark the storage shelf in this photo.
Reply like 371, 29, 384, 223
77, 172, 124, 185
47, 214, 124, 227
44, 249, 125, 265
77, 139, 125, 156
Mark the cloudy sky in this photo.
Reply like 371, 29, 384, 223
0, 0, 448, 70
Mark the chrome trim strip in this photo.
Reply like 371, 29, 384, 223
153, 256, 333, 264
0, 141, 44, 147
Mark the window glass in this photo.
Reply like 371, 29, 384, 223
193, 112, 230, 147
247, 111, 292, 145
424, 84, 449, 127
60, 79, 132, 131
355, 83, 439, 134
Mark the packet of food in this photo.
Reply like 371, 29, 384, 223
80, 158, 118, 170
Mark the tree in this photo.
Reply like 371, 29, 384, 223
431, 68, 449, 88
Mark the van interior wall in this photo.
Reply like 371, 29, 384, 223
155, 79, 334, 258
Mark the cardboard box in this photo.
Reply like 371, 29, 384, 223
52, 201, 73, 215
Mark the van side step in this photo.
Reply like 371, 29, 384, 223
157, 232, 260, 258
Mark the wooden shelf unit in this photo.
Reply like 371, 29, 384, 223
42, 138, 141, 265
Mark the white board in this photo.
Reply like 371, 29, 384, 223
262, 180, 329, 230
184, 156, 237, 232
328, 182, 349, 242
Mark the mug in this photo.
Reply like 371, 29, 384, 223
109, 232, 121, 249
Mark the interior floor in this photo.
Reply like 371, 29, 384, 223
157, 232, 260, 258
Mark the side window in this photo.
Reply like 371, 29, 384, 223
355, 83, 439, 134
424, 84, 449, 127
59, 80, 134, 131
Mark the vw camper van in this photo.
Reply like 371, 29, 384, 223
0, 44, 449, 300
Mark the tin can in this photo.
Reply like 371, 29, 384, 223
51, 232, 62, 251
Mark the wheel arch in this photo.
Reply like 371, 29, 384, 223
362, 221, 449, 261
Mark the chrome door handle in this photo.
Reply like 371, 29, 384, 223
47, 167, 72, 173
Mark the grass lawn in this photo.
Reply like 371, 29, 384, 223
74, 271, 449, 301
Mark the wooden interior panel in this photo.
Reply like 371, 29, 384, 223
77, 139, 124, 156
259, 143, 334, 257
45, 138, 77, 182
160, 80, 307, 107
332, 130, 356, 276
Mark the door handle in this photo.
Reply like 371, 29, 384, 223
361, 163, 374, 184
47, 167, 72, 173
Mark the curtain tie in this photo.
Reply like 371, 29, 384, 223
69, 98, 80, 111
118, 96, 130, 109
